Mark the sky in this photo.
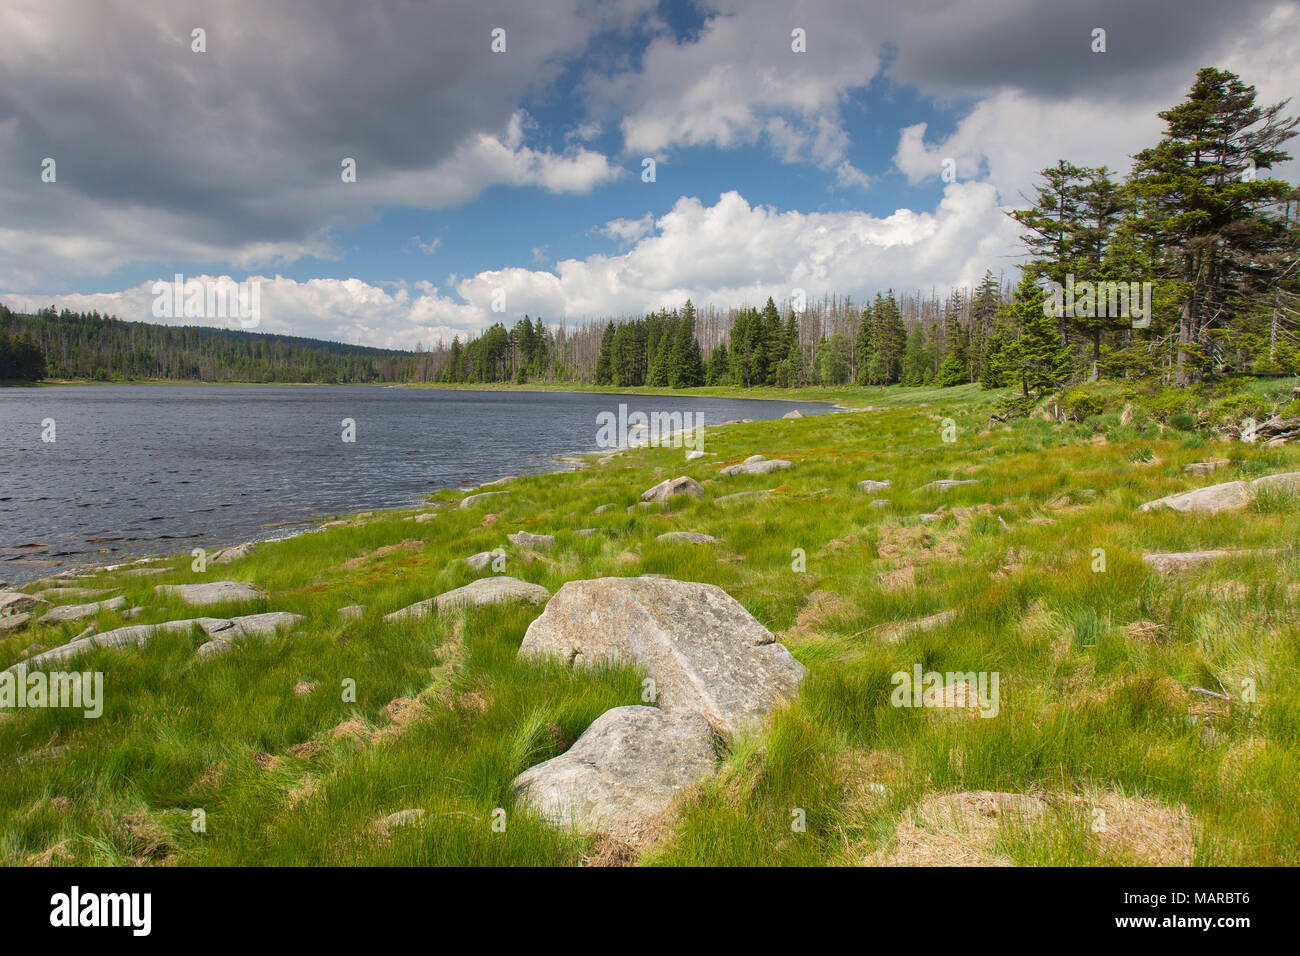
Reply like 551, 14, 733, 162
2, 0, 1298, 350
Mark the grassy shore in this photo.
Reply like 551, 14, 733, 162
2, 380, 1298, 866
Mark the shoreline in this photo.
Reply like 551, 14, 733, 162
22, 378, 850, 405
5, 390, 846, 585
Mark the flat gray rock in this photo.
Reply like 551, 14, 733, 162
464, 550, 500, 571
195, 639, 236, 661
1139, 481, 1252, 515
870, 499, 892, 508
857, 479, 891, 493
782, 410, 804, 419
339, 604, 366, 620
1142, 548, 1285, 575
228, 612, 304, 640
508, 531, 555, 549
1139, 471, 1300, 516
34, 587, 116, 601
384, 576, 550, 623
655, 532, 718, 545
519, 576, 806, 736
511, 705, 718, 842
1183, 459, 1230, 476
154, 581, 268, 606
7, 613, 304, 672
915, 479, 978, 493
640, 476, 705, 503
592, 503, 617, 515
40, 596, 127, 624
0, 591, 48, 618
1251, 471, 1300, 494
719, 455, 792, 477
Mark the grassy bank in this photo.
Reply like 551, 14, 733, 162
2, 380, 1298, 866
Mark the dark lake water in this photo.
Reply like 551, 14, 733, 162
0, 385, 826, 582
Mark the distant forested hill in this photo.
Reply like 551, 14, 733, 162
0, 305, 413, 383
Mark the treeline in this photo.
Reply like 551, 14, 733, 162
0, 324, 47, 381
0, 305, 413, 383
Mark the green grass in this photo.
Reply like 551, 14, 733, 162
2, 379, 1298, 866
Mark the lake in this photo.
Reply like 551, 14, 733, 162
0, 385, 827, 582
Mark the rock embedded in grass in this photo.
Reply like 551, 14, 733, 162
460, 490, 508, 509
716, 489, 773, 503
1139, 480, 1252, 515
209, 542, 256, 565
507, 531, 555, 549
857, 479, 891, 493
7, 612, 303, 672
375, 808, 426, 838
34, 587, 116, 601
640, 476, 705, 503
1183, 459, 1230, 476
195, 639, 235, 660
518, 576, 806, 737
1139, 471, 1300, 515
915, 479, 978, 493
383, 576, 550, 623
592, 503, 617, 515
510, 705, 719, 843
0, 591, 48, 618
685, 449, 705, 461
870, 499, 892, 508
719, 455, 792, 477
878, 609, 958, 643
464, 551, 499, 571
782, 409, 804, 419
1141, 548, 1285, 575
338, 604, 365, 620
655, 532, 718, 545
154, 581, 268, 606
0, 613, 32, 633
40, 596, 127, 624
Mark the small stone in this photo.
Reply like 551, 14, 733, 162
655, 532, 718, 545
508, 531, 555, 549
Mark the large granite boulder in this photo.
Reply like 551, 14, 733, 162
518, 576, 806, 736
511, 705, 718, 842
384, 576, 550, 623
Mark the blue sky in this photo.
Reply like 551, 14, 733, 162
2, 0, 1296, 348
